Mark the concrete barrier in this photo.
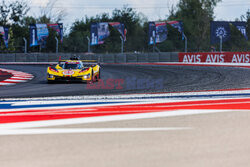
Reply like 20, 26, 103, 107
0, 52, 179, 63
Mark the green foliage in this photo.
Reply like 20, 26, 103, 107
0, 0, 249, 53
168, 0, 222, 51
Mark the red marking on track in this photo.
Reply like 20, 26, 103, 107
0, 68, 33, 86
1, 98, 250, 124
0, 70, 12, 82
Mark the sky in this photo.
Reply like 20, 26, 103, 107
6, 0, 250, 27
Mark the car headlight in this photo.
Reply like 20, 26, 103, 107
47, 74, 54, 78
83, 74, 91, 79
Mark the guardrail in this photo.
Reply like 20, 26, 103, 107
0, 52, 179, 63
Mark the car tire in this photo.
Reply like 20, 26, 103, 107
98, 70, 101, 80
87, 70, 94, 84
47, 80, 54, 84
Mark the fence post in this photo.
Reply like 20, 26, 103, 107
55, 37, 59, 53
120, 36, 124, 54
219, 36, 223, 52
183, 34, 187, 53
23, 38, 27, 53
87, 36, 91, 53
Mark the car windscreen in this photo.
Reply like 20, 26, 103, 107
63, 63, 81, 69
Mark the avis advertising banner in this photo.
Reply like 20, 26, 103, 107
148, 22, 168, 45
179, 52, 250, 63
30, 24, 49, 47
0, 26, 9, 48
109, 22, 127, 41
167, 21, 184, 40
48, 23, 64, 42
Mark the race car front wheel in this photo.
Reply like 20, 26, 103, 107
87, 70, 94, 84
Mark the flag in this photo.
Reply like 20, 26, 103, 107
231, 21, 248, 40
36, 24, 49, 48
167, 21, 184, 40
148, 22, 168, 45
210, 21, 231, 44
29, 24, 38, 47
97, 22, 110, 44
109, 22, 127, 41
90, 23, 98, 45
0, 26, 9, 48
30, 24, 49, 47
90, 22, 110, 45
148, 22, 156, 45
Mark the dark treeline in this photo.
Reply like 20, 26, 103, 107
0, 0, 249, 53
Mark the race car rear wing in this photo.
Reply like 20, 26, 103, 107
58, 60, 100, 67
59, 60, 97, 63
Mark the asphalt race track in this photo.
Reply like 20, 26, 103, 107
1, 64, 250, 167
1, 64, 250, 98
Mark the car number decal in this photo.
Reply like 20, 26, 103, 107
63, 70, 75, 75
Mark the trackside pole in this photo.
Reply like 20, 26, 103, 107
153, 36, 156, 53
120, 36, 124, 54
87, 36, 91, 53
23, 38, 27, 53
219, 36, 223, 52
183, 34, 187, 53
55, 37, 59, 53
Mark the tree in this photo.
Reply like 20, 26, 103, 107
168, 0, 222, 51
39, 0, 66, 23
112, 6, 147, 52
0, 0, 30, 52
0, 0, 10, 26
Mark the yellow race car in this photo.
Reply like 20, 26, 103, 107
47, 58, 100, 83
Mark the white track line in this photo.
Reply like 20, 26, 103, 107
0, 83, 16, 85
4, 79, 28, 82
0, 127, 192, 136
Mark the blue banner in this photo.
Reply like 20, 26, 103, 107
210, 21, 231, 44
148, 22, 156, 45
3, 27, 9, 48
167, 21, 184, 40
90, 23, 98, 45
109, 22, 127, 41
48, 23, 64, 42
91, 22, 110, 45
231, 21, 248, 40
97, 22, 110, 45
36, 24, 49, 48
148, 22, 168, 45
30, 24, 49, 47
0, 26, 9, 48
29, 24, 38, 47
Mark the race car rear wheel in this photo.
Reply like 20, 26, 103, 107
47, 80, 55, 84
98, 70, 101, 80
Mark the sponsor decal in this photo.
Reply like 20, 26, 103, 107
63, 70, 74, 75
179, 52, 250, 63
